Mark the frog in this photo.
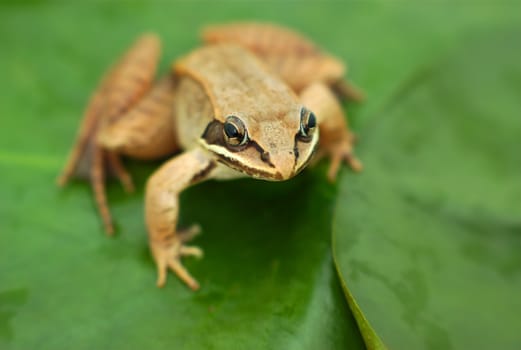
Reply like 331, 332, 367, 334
57, 22, 363, 291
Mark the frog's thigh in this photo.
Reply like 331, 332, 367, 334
299, 82, 362, 181
98, 77, 179, 160
145, 148, 216, 290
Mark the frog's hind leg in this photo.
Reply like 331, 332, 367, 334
145, 149, 216, 290
90, 147, 113, 232
57, 34, 161, 234
331, 79, 366, 103
57, 72, 111, 187
94, 75, 178, 235
107, 151, 135, 193
98, 76, 178, 160
300, 82, 362, 181
202, 23, 366, 103
57, 78, 118, 234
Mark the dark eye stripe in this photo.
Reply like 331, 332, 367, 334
201, 120, 226, 147
201, 119, 274, 168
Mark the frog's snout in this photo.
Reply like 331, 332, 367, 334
268, 149, 297, 181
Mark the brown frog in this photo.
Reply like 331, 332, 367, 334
58, 22, 363, 290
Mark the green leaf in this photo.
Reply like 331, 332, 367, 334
0, 3, 366, 347
1, 163, 365, 349
2, 1, 521, 349
334, 30, 521, 349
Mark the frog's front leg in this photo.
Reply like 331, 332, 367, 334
300, 82, 363, 181
146, 148, 216, 290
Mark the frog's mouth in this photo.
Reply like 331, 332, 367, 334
214, 154, 284, 181
199, 136, 285, 181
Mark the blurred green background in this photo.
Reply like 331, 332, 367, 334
1, 1, 520, 349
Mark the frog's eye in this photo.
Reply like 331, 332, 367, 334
299, 107, 317, 141
223, 115, 248, 147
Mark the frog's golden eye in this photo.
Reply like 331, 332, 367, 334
299, 107, 317, 141
223, 115, 248, 147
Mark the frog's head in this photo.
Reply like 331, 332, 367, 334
200, 106, 319, 181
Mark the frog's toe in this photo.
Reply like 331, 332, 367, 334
178, 224, 201, 243
180, 246, 204, 258
326, 139, 363, 182
107, 151, 135, 193
151, 236, 202, 291
166, 258, 200, 291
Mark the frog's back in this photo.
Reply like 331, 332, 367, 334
203, 22, 318, 56
201, 22, 346, 92
174, 44, 298, 122
173, 44, 301, 149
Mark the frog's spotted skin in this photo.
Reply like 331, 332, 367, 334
59, 23, 362, 290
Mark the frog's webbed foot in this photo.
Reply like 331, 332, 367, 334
151, 225, 203, 290
57, 34, 161, 234
299, 82, 363, 182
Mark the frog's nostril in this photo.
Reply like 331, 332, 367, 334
261, 151, 270, 162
